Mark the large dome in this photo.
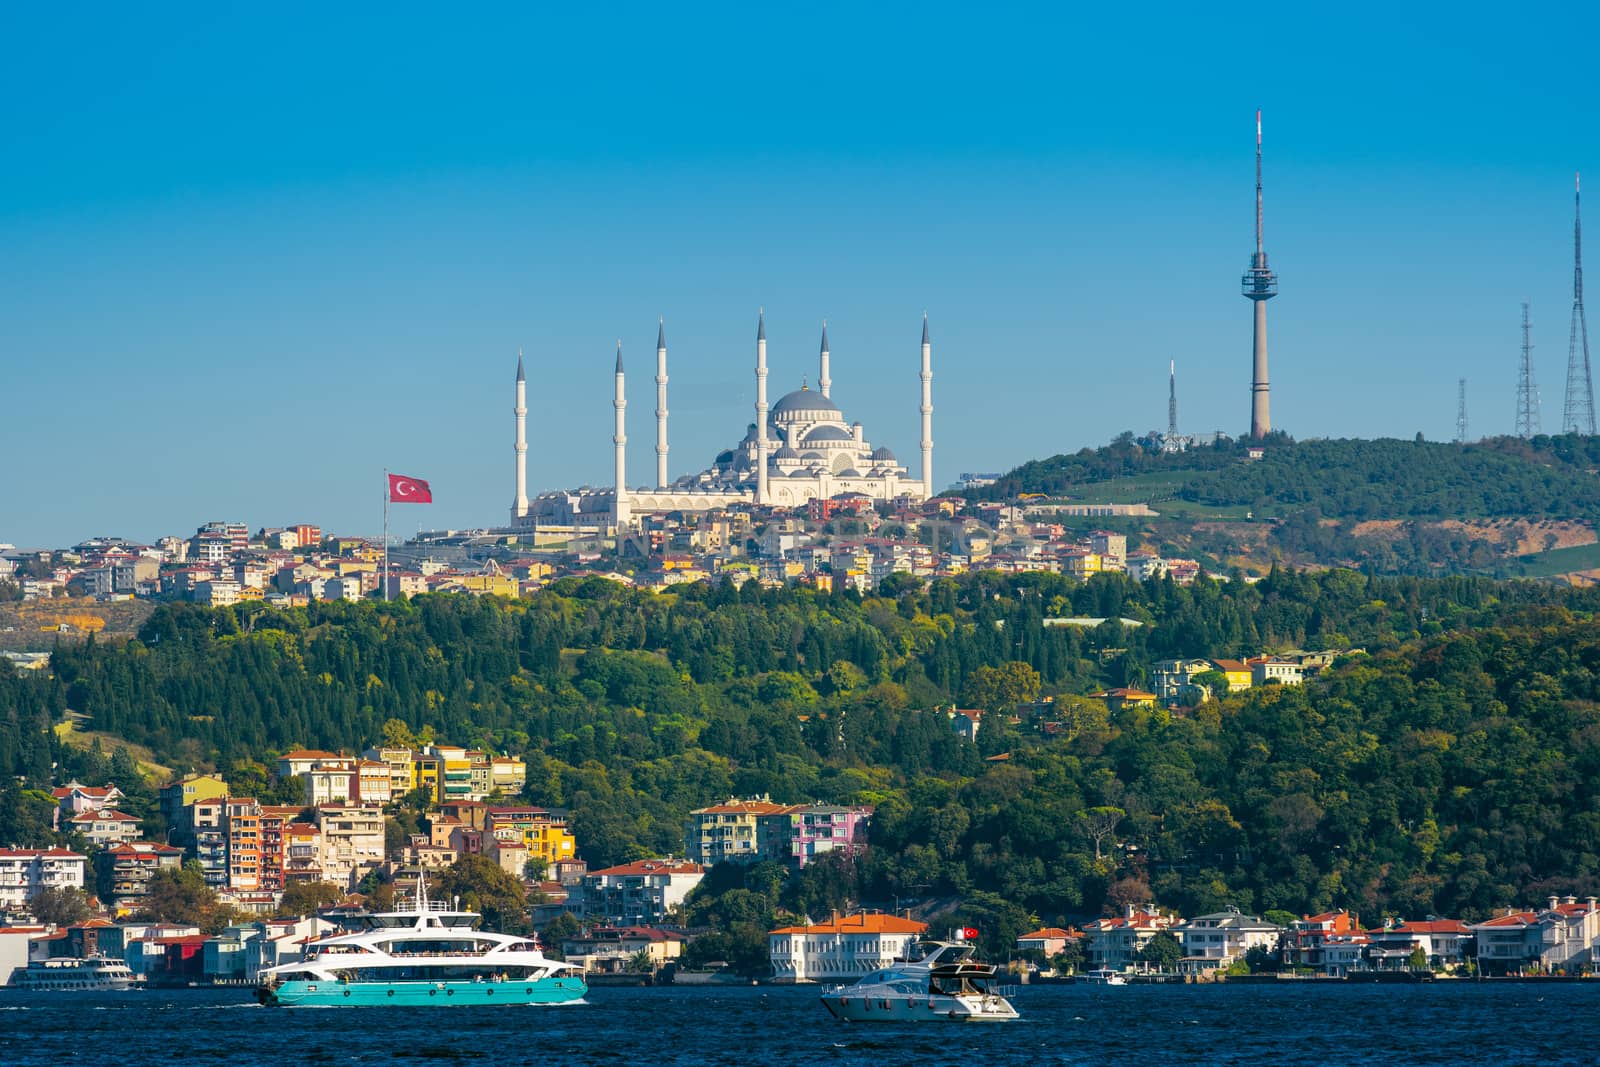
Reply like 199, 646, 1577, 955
802, 425, 855, 444
771, 388, 840, 418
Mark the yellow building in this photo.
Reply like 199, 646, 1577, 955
159, 773, 230, 827
363, 746, 417, 796
425, 744, 475, 801
1094, 687, 1159, 714
1063, 552, 1103, 580
411, 753, 443, 803
458, 574, 518, 598
1209, 659, 1254, 693
446, 802, 577, 865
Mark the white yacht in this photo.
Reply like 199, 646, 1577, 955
7, 956, 145, 991
256, 872, 585, 1007
821, 936, 1019, 1022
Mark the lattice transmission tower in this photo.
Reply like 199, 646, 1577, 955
1564, 173, 1595, 435
1516, 302, 1541, 438
1456, 379, 1468, 443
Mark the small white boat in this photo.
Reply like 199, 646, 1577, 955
7, 955, 145, 991
821, 936, 1019, 1022
1079, 968, 1128, 985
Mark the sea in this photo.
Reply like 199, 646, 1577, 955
0, 982, 1594, 1066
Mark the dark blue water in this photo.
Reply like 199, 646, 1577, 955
0, 982, 1592, 1065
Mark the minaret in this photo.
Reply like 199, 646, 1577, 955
655, 318, 669, 488
512, 348, 529, 520
819, 321, 831, 399
755, 310, 769, 504
919, 313, 934, 499
613, 341, 630, 529
1242, 109, 1279, 439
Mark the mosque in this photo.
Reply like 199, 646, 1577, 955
510, 312, 934, 530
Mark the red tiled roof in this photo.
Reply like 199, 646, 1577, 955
1475, 912, 1537, 927
770, 912, 928, 936
279, 749, 339, 761
694, 800, 793, 816
0, 848, 85, 859
590, 859, 704, 878
1018, 927, 1079, 940
1395, 919, 1469, 934
71, 809, 139, 823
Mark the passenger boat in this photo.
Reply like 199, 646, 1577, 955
821, 934, 1019, 1022
7, 955, 145, 991
256, 872, 585, 1007
1079, 968, 1128, 985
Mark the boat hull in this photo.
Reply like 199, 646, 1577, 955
821, 992, 1018, 1022
259, 976, 587, 1007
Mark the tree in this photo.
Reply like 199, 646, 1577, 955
138, 863, 216, 927
1192, 669, 1229, 698
1408, 944, 1429, 971
962, 661, 1042, 712
276, 880, 342, 918
540, 911, 582, 960
31, 885, 92, 926
1244, 944, 1277, 974
436, 855, 528, 933
1078, 806, 1125, 863
1136, 931, 1182, 972
1051, 938, 1085, 976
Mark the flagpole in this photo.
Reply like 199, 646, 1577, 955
383, 469, 389, 603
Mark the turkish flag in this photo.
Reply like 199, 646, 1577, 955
388, 474, 433, 504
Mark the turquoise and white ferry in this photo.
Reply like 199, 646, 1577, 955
256, 873, 585, 1008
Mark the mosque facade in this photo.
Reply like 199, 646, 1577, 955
511, 313, 934, 530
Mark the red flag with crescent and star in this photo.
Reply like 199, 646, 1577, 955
387, 474, 433, 504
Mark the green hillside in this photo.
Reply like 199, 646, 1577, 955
6, 572, 1600, 945
980, 434, 1600, 576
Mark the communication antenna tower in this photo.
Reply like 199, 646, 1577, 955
1516, 302, 1541, 438
1564, 173, 1595, 434
1455, 379, 1468, 444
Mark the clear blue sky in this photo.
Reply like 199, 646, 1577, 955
3, 3, 1596, 546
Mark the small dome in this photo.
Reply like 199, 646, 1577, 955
800, 451, 826, 463
870, 446, 897, 462
773, 446, 800, 460
837, 468, 862, 478
715, 450, 734, 464
772, 389, 841, 417
802, 425, 855, 444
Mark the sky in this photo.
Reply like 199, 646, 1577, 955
3, 3, 1598, 547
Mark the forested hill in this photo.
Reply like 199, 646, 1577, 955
979, 434, 1600, 522
6, 571, 1600, 926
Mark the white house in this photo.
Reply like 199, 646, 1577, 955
1173, 906, 1282, 975
1081, 906, 1177, 972
1472, 897, 1600, 974
768, 912, 928, 982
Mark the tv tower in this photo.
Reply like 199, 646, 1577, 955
1516, 302, 1541, 439
1242, 109, 1278, 439
1456, 378, 1468, 444
1563, 173, 1594, 435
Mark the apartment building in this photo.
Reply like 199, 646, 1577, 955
0, 848, 87, 912
578, 859, 705, 926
